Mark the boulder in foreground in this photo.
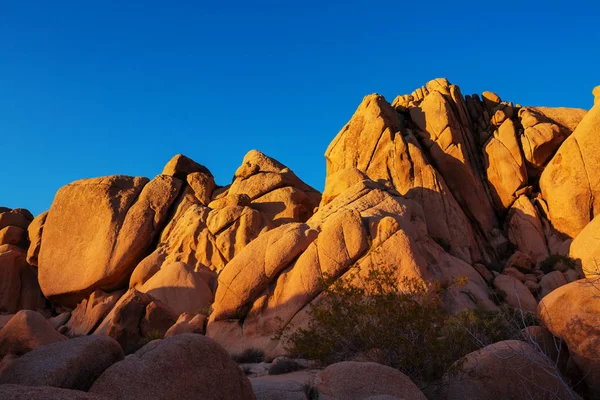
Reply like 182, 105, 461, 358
90, 333, 256, 400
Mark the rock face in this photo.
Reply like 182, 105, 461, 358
325, 92, 482, 263
0, 310, 66, 358
314, 361, 426, 400
208, 180, 495, 357
0, 244, 46, 314
64, 290, 125, 336
519, 106, 587, 170
441, 340, 577, 400
89, 333, 256, 400
538, 278, 600, 396
94, 288, 177, 354
505, 196, 549, 263
26, 211, 47, 267
38, 175, 182, 306
570, 214, 600, 277
0, 335, 123, 391
540, 88, 600, 238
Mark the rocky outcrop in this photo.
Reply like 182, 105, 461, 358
0, 335, 123, 391
25, 211, 47, 267
208, 180, 495, 357
314, 361, 426, 400
164, 312, 206, 337
538, 278, 600, 396
38, 175, 183, 306
540, 87, 600, 238
89, 333, 256, 400
325, 92, 482, 263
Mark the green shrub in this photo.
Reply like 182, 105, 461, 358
144, 329, 164, 342
231, 348, 265, 364
539, 254, 577, 274
268, 358, 303, 375
277, 262, 537, 386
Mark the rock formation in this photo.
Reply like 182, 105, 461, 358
1, 79, 600, 398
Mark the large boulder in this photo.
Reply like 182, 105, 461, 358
0, 385, 108, 400
570, 214, 600, 277
538, 278, 600, 396
314, 361, 426, 400
89, 333, 256, 400
0, 310, 66, 358
94, 288, 177, 354
540, 87, 600, 238
492, 274, 538, 313
0, 225, 27, 248
440, 340, 577, 399
0, 335, 123, 391
38, 175, 182, 306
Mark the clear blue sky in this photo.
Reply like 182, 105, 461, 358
1, 1, 598, 216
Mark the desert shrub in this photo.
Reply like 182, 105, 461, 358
268, 358, 303, 375
539, 254, 577, 274
278, 263, 538, 386
144, 329, 164, 342
231, 348, 265, 363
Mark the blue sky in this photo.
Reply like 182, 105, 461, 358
1, 1, 599, 216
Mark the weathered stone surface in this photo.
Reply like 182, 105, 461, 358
186, 171, 216, 205
320, 168, 368, 207
230, 150, 319, 199
164, 312, 207, 337
0, 335, 123, 391
211, 223, 319, 322
505, 196, 549, 263
325, 92, 483, 263
0, 245, 46, 314
440, 340, 577, 400
0, 385, 108, 400
0, 211, 30, 231
483, 119, 527, 211
505, 251, 534, 272
519, 106, 587, 169
538, 278, 600, 397
65, 290, 124, 336
208, 181, 494, 358
251, 186, 317, 226
0, 225, 27, 248
26, 211, 47, 266
540, 88, 600, 238
94, 289, 177, 354
90, 334, 255, 400
139, 261, 213, 315
0, 310, 66, 358
493, 274, 538, 313
161, 154, 211, 180
315, 361, 426, 400
539, 271, 567, 298
570, 214, 600, 277
38, 175, 182, 306
409, 83, 498, 237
